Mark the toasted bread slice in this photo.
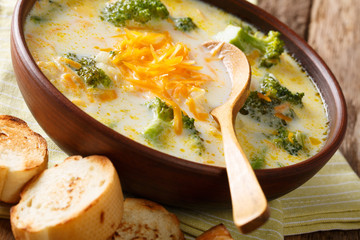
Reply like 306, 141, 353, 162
112, 198, 184, 240
11, 155, 124, 240
0, 115, 48, 203
196, 224, 234, 240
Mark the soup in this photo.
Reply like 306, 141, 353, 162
24, 0, 329, 169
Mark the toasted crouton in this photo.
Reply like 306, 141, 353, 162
0, 115, 48, 203
11, 155, 124, 240
196, 224, 234, 240
112, 198, 184, 240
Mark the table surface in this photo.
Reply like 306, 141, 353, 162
1, 0, 359, 239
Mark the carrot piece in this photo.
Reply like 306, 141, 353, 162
274, 102, 290, 113
97, 90, 118, 102
257, 92, 272, 102
274, 112, 292, 122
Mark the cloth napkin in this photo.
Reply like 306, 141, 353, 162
1, 0, 360, 239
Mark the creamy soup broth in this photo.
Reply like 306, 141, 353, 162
25, 0, 328, 168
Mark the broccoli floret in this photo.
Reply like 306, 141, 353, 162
101, 0, 197, 32
271, 127, 307, 156
143, 118, 171, 144
100, 0, 169, 27
250, 148, 267, 169
215, 25, 284, 68
240, 74, 307, 158
30, 15, 45, 24
146, 97, 174, 122
172, 17, 197, 32
261, 74, 304, 106
29, 0, 62, 24
77, 66, 111, 88
182, 114, 205, 155
65, 53, 112, 88
240, 91, 286, 128
143, 98, 205, 155
238, 27, 284, 68
182, 114, 195, 130
143, 98, 174, 145
250, 156, 265, 169
240, 74, 303, 127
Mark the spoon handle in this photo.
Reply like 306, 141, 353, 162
216, 110, 269, 233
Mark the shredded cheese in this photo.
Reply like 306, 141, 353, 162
109, 29, 213, 133
288, 132, 294, 144
309, 137, 321, 145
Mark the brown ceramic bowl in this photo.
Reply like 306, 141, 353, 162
11, 0, 347, 207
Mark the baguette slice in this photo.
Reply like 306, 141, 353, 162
0, 115, 48, 203
196, 224, 234, 240
112, 198, 184, 240
11, 155, 124, 240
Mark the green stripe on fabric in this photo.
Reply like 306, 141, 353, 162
284, 222, 360, 236
168, 200, 284, 240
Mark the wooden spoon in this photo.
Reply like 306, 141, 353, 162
203, 41, 269, 233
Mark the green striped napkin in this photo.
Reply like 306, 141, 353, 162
168, 151, 360, 239
1, 0, 359, 239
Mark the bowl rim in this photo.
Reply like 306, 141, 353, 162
11, 0, 347, 177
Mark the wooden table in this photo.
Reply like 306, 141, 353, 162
1, 0, 359, 239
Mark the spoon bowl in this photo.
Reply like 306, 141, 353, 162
203, 41, 269, 233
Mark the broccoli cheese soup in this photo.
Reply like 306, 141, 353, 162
25, 0, 329, 169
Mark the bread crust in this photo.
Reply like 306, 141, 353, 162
10, 155, 124, 240
0, 115, 48, 203
112, 198, 184, 240
196, 224, 234, 240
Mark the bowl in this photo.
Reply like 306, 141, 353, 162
11, 0, 347, 207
